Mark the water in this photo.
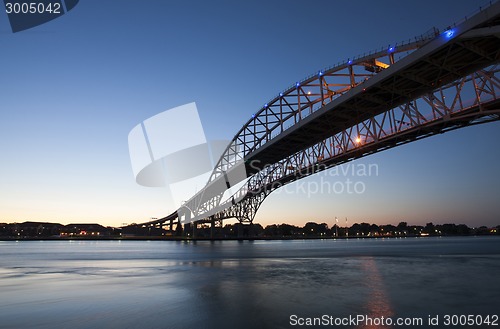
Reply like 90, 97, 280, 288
0, 237, 499, 329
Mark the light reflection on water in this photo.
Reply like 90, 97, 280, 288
0, 237, 499, 329
360, 257, 394, 329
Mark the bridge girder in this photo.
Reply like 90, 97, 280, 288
136, 2, 500, 228
198, 66, 500, 224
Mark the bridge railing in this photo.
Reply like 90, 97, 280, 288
175, 1, 500, 224
208, 29, 446, 183
211, 65, 500, 222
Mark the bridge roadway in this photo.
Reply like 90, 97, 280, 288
248, 18, 500, 174
138, 2, 500, 229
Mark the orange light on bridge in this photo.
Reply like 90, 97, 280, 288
355, 136, 362, 144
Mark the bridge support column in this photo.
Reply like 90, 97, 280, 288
183, 223, 191, 238
210, 217, 223, 239
175, 220, 183, 236
237, 223, 244, 238
236, 223, 254, 238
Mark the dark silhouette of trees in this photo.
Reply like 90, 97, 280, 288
303, 222, 329, 236
1, 219, 497, 239
424, 222, 435, 234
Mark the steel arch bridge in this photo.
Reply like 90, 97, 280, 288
134, 2, 500, 234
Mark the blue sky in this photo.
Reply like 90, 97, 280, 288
1, 0, 499, 228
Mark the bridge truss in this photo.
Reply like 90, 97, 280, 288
133, 2, 500, 234
213, 65, 500, 225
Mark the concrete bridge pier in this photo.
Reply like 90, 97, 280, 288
237, 223, 254, 238
210, 217, 223, 239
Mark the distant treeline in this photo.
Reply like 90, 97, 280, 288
184, 221, 499, 238
1, 220, 499, 239
0, 222, 120, 238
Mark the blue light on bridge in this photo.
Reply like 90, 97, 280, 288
279, 92, 284, 97
348, 59, 353, 65
296, 82, 300, 88
388, 46, 395, 53
252, 114, 256, 118
444, 29, 455, 39
264, 103, 268, 108
318, 70, 324, 77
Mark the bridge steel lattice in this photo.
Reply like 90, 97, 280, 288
137, 2, 500, 233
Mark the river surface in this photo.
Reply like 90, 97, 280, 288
1, 237, 499, 329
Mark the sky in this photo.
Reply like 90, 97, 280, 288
1, 0, 499, 228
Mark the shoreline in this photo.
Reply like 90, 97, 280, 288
1, 234, 497, 242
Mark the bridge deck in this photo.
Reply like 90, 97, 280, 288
247, 7, 500, 174
137, 2, 500, 227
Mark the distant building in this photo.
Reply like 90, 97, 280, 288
121, 225, 164, 237
11, 221, 65, 237
62, 223, 110, 237
0, 223, 9, 236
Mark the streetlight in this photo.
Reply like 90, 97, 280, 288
345, 217, 348, 237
